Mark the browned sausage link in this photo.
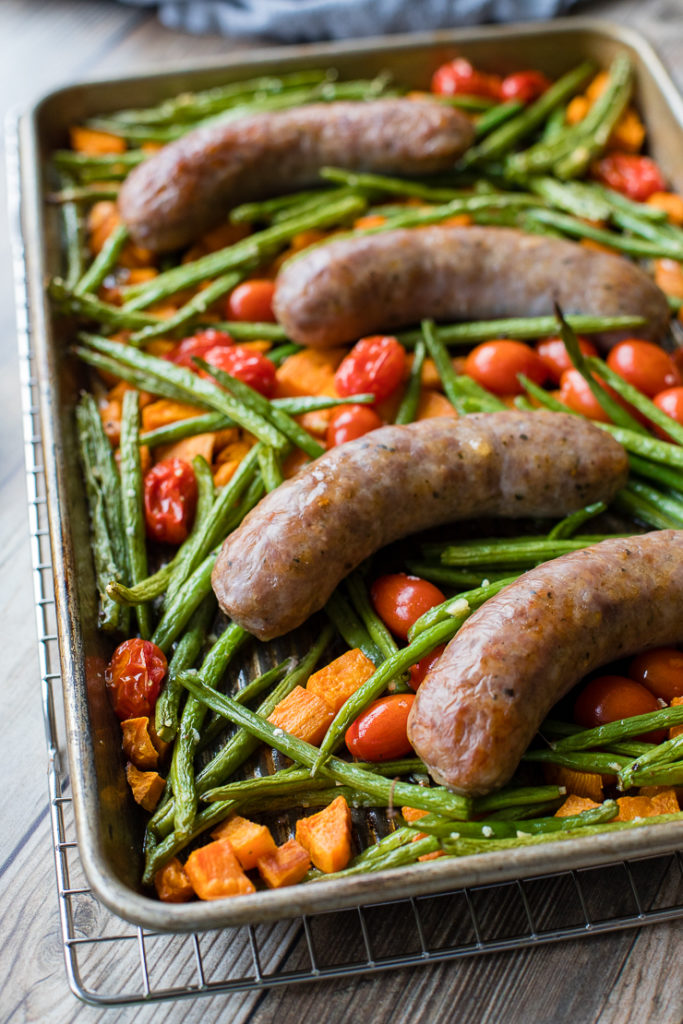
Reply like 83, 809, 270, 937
211, 412, 628, 640
273, 226, 670, 349
408, 530, 683, 797
117, 100, 474, 252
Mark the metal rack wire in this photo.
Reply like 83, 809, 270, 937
9, 118, 683, 1010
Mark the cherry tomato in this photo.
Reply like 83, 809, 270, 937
409, 644, 446, 692
169, 328, 233, 369
201, 344, 276, 398
431, 58, 502, 100
326, 404, 383, 447
606, 339, 680, 398
500, 70, 551, 103
628, 647, 683, 702
652, 387, 683, 440
370, 573, 445, 642
592, 152, 667, 202
105, 638, 167, 720
334, 335, 407, 404
345, 694, 415, 761
574, 675, 666, 743
535, 336, 598, 385
464, 339, 547, 396
144, 458, 198, 545
226, 279, 277, 322
559, 368, 613, 422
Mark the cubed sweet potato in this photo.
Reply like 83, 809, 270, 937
70, 126, 126, 155
274, 348, 346, 399
142, 399, 206, 434
257, 838, 311, 888
267, 686, 334, 745
647, 192, 683, 226
153, 857, 195, 903
670, 697, 683, 739
616, 791, 680, 821
125, 763, 165, 811
306, 648, 376, 714
157, 432, 216, 465
295, 795, 352, 873
210, 815, 277, 871
121, 717, 158, 770
185, 839, 256, 900
416, 389, 458, 421
555, 795, 600, 818
544, 764, 604, 803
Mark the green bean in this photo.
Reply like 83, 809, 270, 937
407, 576, 517, 641
404, 562, 515, 588
48, 184, 120, 203
179, 670, 473, 820
312, 835, 443, 880
526, 176, 613, 221
623, 478, 683, 526
230, 188, 330, 224
421, 319, 506, 413
171, 622, 248, 837
198, 658, 294, 751
155, 596, 215, 742
591, 182, 669, 221
257, 445, 284, 492
526, 207, 683, 260
211, 320, 289, 341
319, 166, 473, 203
163, 455, 215, 611
598, 424, 683, 469
108, 562, 174, 606
486, 800, 565, 821
438, 93, 497, 111
141, 412, 231, 448
548, 501, 607, 540
144, 799, 242, 881
129, 271, 247, 343
267, 342, 302, 365
122, 194, 366, 310
553, 705, 683, 751
73, 223, 129, 297
118, 391, 152, 639
53, 148, 146, 172
471, 785, 569, 816
475, 100, 524, 137
394, 339, 425, 424
275, 393, 375, 413
316, 618, 462, 767
619, 733, 683, 789
588, 357, 683, 446
80, 333, 287, 448
271, 186, 359, 224
539, 719, 654, 758
626, 764, 683, 787
462, 62, 594, 165
628, 454, 683, 494
151, 553, 216, 654
427, 535, 621, 568
57, 174, 85, 288
610, 209, 683, 257
397, 314, 645, 348
53, 279, 160, 331
345, 571, 398, 664
541, 105, 567, 141
523, 749, 632, 774
194, 356, 324, 458
423, 801, 619, 839
668, 295, 683, 312
554, 56, 632, 178
614, 487, 683, 531
325, 590, 383, 665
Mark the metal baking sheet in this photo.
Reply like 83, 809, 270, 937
16, 18, 683, 931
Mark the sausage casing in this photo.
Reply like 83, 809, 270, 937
273, 226, 670, 348
408, 530, 683, 796
117, 99, 474, 252
211, 412, 628, 640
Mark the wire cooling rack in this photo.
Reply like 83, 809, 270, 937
9, 118, 683, 1010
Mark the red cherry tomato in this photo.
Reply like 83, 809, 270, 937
370, 573, 445, 642
201, 344, 276, 398
574, 675, 666, 743
500, 70, 552, 103
226, 279, 277, 322
535, 336, 598, 385
326, 404, 383, 447
431, 58, 502, 100
143, 458, 198, 545
652, 387, 683, 440
628, 647, 683, 702
464, 339, 547, 396
105, 638, 167, 720
606, 339, 680, 398
345, 694, 416, 761
592, 153, 667, 202
409, 644, 446, 692
169, 328, 233, 369
334, 335, 407, 404
559, 368, 614, 422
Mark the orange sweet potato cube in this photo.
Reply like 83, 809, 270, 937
125, 763, 165, 812
544, 764, 604, 803
295, 795, 352, 874
210, 815, 277, 871
670, 697, 683, 739
616, 790, 680, 821
267, 685, 333, 745
70, 126, 126, 155
257, 838, 312, 889
274, 348, 346, 399
416, 389, 458, 421
121, 717, 159, 770
141, 399, 205, 433
306, 648, 376, 714
157, 432, 216, 465
153, 857, 195, 903
185, 840, 256, 900
401, 806, 428, 824
554, 795, 600, 818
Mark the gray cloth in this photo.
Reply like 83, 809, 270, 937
120, 0, 580, 42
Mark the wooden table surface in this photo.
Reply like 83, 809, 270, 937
1, 1, 682, 1021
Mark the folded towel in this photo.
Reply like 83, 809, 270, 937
120, 0, 579, 42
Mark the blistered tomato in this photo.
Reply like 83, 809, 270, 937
201, 344, 276, 397
105, 638, 167, 720
652, 387, 683, 440
606, 339, 680, 398
326, 404, 383, 447
559, 368, 612, 422
464, 339, 547, 396
334, 335, 406, 403
345, 694, 415, 761
628, 647, 683, 702
371, 573, 445, 641
169, 328, 233, 369
144, 458, 198, 545
226, 279, 277, 322
409, 644, 446, 692
592, 153, 667, 202
431, 58, 502, 100
535, 336, 598, 385
574, 675, 666, 743
500, 70, 551, 103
